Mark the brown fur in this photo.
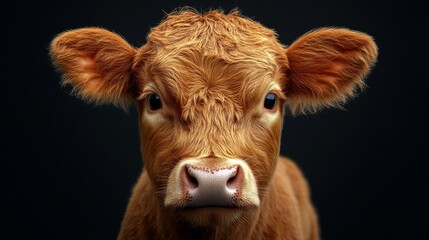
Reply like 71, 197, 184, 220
50, 9, 377, 240
50, 28, 136, 107
286, 28, 378, 114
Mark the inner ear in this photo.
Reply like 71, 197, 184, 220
285, 28, 378, 114
50, 28, 137, 107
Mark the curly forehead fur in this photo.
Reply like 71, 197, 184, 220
133, 9, 288, 122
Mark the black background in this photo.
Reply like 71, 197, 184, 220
3, 0, 428, 239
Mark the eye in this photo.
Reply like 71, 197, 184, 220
264, 93, 277, 110
147, 93, 162, 111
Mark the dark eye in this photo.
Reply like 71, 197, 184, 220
264, 93, 277, 110
148, 93, 162, 111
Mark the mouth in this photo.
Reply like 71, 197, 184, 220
181, 206, 243, 226
168, 205, 257, 227
184, 206, 240, 214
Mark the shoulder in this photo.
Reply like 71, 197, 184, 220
277, 156, 302, 176
276, 156, 311, 200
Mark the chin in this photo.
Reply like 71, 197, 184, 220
178, 207, 248, 228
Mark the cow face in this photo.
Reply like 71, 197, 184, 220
50, 9, 377, 228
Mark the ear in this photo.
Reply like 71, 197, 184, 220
285, 28, 378, 114
50, 28, 136, 107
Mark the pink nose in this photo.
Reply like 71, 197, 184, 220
180, 165, 244, 207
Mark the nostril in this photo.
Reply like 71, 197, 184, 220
181, 165, 198, 190
227, 175, 236, 188
226, 166, 243, 191
188, 175, 198, 189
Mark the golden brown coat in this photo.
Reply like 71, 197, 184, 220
50, 9, 377, 240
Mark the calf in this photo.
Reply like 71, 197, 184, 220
50, 10, 377, 240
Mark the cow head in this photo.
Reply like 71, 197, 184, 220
50, 10, 377, 227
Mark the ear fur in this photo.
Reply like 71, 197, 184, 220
50, 28, 136, 107
285, 28, 378, 114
